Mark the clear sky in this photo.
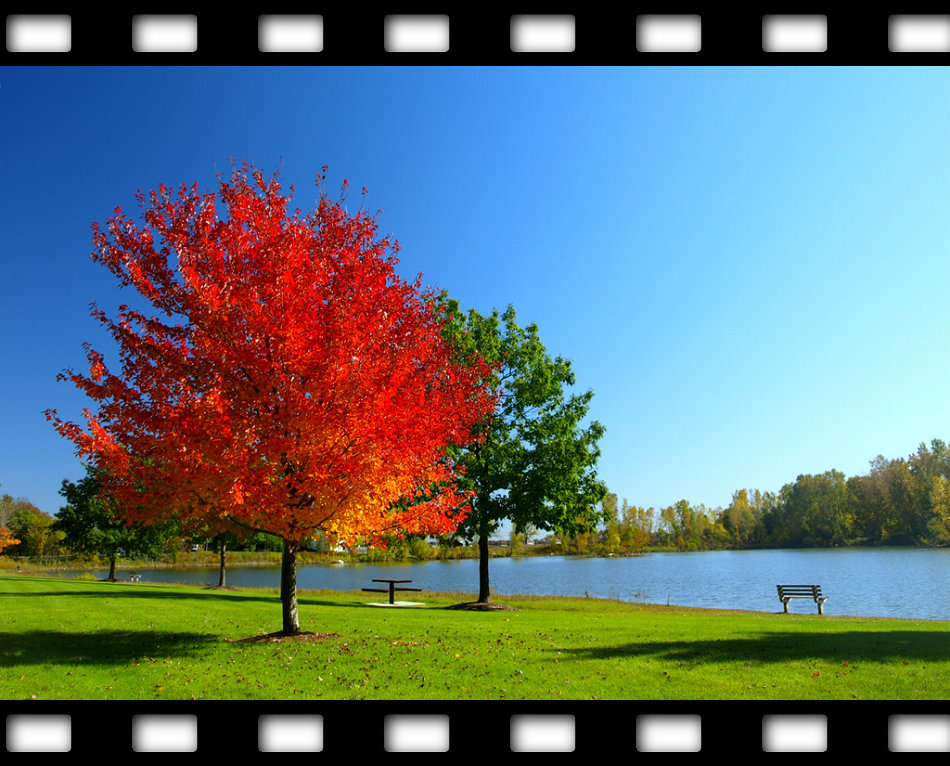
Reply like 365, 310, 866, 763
2, 66, 949, 523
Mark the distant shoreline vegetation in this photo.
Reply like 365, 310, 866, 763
2, 534, 947, 577
589, 438, 950, 554
2, 439, 949, 570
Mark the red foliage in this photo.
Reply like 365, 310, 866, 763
47, 163, 496, 547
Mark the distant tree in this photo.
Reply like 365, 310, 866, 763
846, 456, 913, 544
442, 300, 608, 603
179, 516, 251, 588
619, 501, 654, 552
9, 502, 63, 560
601, 494, 622, 553
0, 526, 19, 554
509, 522, 525, 555
0, 486, 17, 555
720, 489, 767, 548
409, 535, 436, 560
0, 488, 14, 529
908, 440, 950, 545
55, 466, 173, 580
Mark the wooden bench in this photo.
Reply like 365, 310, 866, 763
362, 578, 422, 605
777, 584, 828, 615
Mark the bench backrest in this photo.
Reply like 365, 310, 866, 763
777, 584, 821, 597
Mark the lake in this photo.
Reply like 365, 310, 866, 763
55, 547, 950, 621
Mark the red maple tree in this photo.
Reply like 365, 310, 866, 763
46, 163, 496, 634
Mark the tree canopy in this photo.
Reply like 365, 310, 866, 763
46, 163, 496, 633
441, 299, 607, 602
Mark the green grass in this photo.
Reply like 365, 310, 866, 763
2, 572, 949, 701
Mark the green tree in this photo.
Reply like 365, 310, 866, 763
601, 493, 622, 553
772, 470, 855, 547
720, 489, 769, 548
179, 517, 252, 588
0, 487, 19, 554
54, 466, 173, 580
619, 501, 654, 552
0, 488, 14, 529
509, 522, 525, 555
443, 301, 608, 603
9, 503, 62, 560
846, 456, 913, 544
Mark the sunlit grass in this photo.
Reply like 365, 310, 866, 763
1, 573, 948, 700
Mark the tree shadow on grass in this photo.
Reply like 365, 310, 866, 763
560, 630, 950, 665
0, 629, 218, 668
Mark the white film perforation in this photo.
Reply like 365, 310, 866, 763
636, 15, 702, 52
888, 15, 950, 52
636, 715, 702, 752
131, 715, 198, 752
6, 15, 71, 52
258, 715, 324, 752
384, 15, 450, 53
132, 15, 198, 53
383, 715, 450, 752
763, 15, 828, 52
510, 715, 576, 752
510, 15, 575, 52
763, 715, 828, 752
5, 715, 72, 752
258, 16, 324, 53
889, 716, 950, 752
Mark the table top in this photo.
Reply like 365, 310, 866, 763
372, 578, 413, 583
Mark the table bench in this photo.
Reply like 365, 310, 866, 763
777, 584, 828, 615
362, 578, 422, 605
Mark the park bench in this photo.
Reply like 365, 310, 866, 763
129, 572, 141, 582
777, 584, 828, 615
362, 578, 422, 605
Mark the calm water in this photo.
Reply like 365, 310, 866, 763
58, 547, 950, 621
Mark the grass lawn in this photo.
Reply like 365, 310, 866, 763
1, 572, 949, 701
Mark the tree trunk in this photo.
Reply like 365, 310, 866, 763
108, 552, 117, 582
217, 537, 227, 588
477, 531, 491, 603
280, 538, 300, 634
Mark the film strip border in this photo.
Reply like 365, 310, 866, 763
4, 11, 950, 61
4, 701, 950, 754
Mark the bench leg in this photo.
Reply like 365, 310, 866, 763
817, 600, 824, 616
783, 599, 790, 613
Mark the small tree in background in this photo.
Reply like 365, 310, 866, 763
0, 526, 19, 555
55, 466, 173, 580
179, 517, 249, 588
8, 503, 64, 561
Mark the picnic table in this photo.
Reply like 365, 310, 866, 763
362, 578, 422, 605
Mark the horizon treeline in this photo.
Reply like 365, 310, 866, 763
5, 438, 950, 563
561, 438, 950, 553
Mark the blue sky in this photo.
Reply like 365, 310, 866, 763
2, 66, 949, 523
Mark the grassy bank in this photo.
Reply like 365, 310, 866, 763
1, 572, 948, 701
